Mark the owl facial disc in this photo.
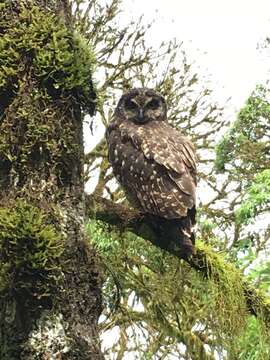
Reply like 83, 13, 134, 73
116, 88, 167, 124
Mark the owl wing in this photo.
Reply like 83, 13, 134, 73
141, 123, 196, 170
134, 121, 197, 202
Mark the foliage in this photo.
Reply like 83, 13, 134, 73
215, 84, 270, 174
214, 83, 270, 260
236, 169, 270, 225
237, 317, 270, 360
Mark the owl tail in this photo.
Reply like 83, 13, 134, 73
177, 214, 196, 258
147, 207, 196, 259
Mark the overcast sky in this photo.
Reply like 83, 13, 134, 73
123, 0, 270, 109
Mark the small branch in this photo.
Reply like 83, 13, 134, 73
86, 194, 270, 327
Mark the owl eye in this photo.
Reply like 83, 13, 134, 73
146, 99, 160, 110
125, 99, 138, 111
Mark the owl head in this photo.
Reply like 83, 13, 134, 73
115, 88, 167, 124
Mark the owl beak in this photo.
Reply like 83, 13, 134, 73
138, 108, 144, 121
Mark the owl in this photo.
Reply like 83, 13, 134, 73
106, 88, 197, 257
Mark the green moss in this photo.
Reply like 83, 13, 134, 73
0, 200, 63, 302
89, 217, 270, 357
0, 2, 97, 114
0, 2, 98, 187
194, 241, 262, 357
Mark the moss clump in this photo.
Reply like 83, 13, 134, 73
0, 200, 63, 306
195, 240, 253, 356
197, 241, 247, 325
0, 1, 98, 191
0, 1, 97, 115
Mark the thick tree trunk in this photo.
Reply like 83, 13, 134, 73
0, 1, 103, 359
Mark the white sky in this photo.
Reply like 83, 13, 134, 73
123, 0, 270, 109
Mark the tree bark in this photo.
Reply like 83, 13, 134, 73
0, 1, 103, 359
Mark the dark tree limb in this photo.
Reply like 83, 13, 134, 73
86, 194, 270, 327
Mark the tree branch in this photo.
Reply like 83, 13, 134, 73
86, 194, 270, 327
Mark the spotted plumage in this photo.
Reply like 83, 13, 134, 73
106, 88, 197, 255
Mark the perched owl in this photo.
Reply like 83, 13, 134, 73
106, 88, 197, 257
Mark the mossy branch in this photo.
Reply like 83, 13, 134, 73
86, 194, 270, 327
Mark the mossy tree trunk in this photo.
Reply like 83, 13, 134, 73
0, 1, 103, 359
